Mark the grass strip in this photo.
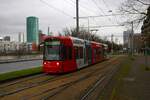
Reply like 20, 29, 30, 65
109, 56, 134, 100
0, 67, 42, 82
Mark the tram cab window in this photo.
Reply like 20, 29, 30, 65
44, 40, 61, 60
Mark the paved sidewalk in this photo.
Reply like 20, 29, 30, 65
99, 55, 150, 100
118, 56, 150, 100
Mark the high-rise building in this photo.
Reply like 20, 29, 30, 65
18, 32, 25, 43
123, 30, 132, 49
0, 37, 3, 41
18, 32, 22, 42
26, 16, 39, 45
4, 36, 10, 41
133, 33, 143, 52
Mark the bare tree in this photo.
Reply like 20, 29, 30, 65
62, 27, 104, 42
119, 0, 150, 24
62, 27, 90, 39
62, 28, 71, 36
119, 1, 150, 47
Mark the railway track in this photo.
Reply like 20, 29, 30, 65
23, 56, 122, 100
79, 60, 121, 100
38, 56, 123, 100
40, 73, 106, 100
24, 71, 94, 100
0, 73, 47, 87
0, 73, 57, 97
0, 56, 125, 100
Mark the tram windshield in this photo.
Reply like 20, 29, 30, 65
44, 40, 62, 60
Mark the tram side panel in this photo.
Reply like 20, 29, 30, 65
61, 39, 77, 73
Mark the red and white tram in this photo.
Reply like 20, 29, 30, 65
43, 36, 106, 73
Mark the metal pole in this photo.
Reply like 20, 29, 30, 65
23, 33, 24, 43
129, 32, 131, 55
145, 41, 149, 70
48, 27, 50, 35
76, 0, 79, 33
88, 17, 89, 33
111, 34, 114, 54
131, 21, 134, 56
18, 32, 21, 42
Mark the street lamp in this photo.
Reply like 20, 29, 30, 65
89, 29, 99, 40
90, 29, 99, 34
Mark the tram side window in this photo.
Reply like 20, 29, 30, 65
97, 48, 101, 56
61, 46, 67, 60
102, 48, 104, 55
74, 46, 83, 59
75, 47, 78, 59
94, 49, 96, 56
80, 47, 83, 58
77, 47, 80, 59
62, 46, 72, 60
68, 47, 72, 60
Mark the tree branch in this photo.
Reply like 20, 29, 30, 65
136, 0, 150, 5
131, 5, 147, 15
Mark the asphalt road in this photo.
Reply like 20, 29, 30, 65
0, 60, 42, 74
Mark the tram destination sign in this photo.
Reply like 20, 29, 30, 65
45, 41, 60, 45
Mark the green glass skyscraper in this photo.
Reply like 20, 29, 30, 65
26, 16, 39, 45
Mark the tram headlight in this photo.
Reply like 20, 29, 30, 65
44, 62, 47, 65
56, 62, 60, 66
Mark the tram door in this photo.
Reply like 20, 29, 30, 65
86, 44, 92, 65
93, 49, 96, 63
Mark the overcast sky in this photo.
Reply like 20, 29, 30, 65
0, 0, 141, 43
